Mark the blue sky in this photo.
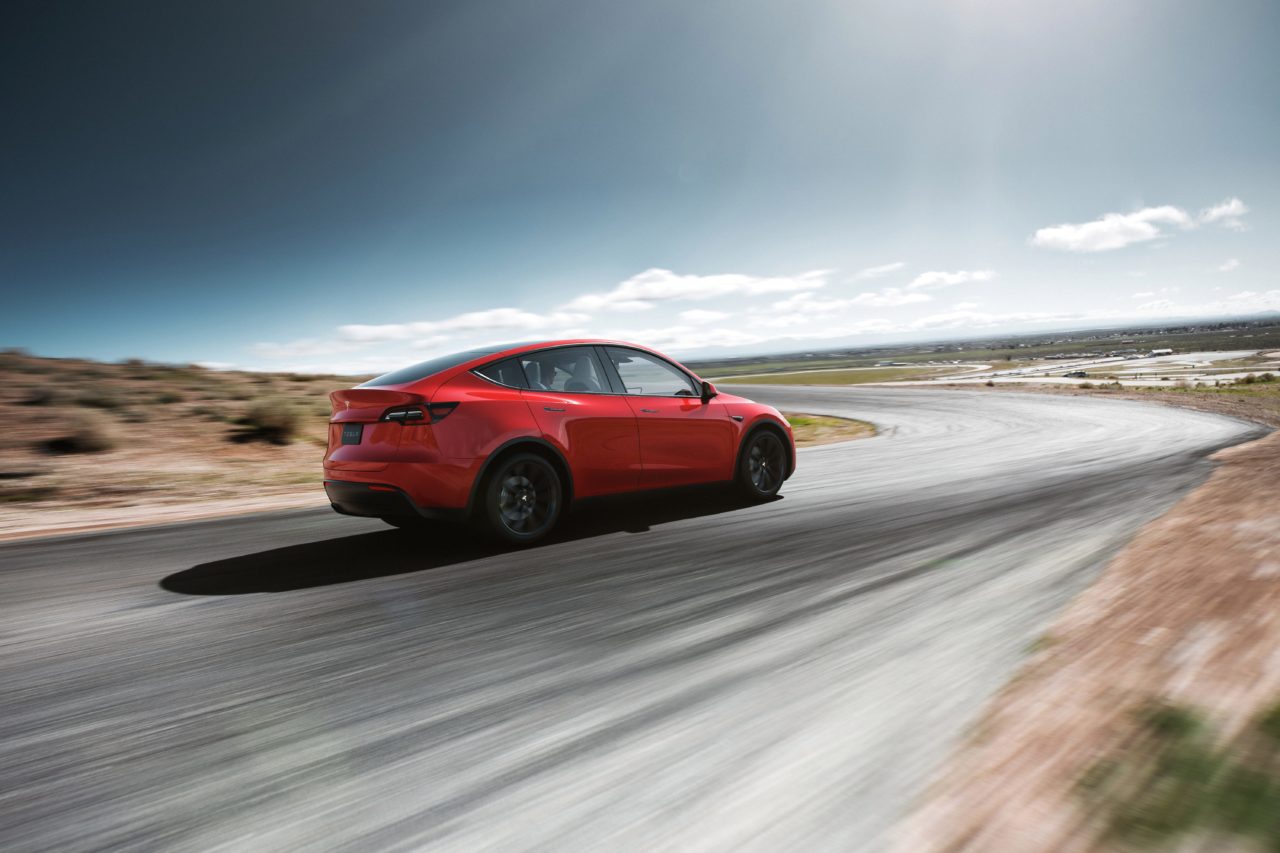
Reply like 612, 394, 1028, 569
2, 0, 1277, 373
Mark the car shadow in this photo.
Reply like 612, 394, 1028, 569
160, 486, 780, 595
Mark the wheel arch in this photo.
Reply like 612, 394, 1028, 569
737, 418, 795, 479
467, 437, 575, 516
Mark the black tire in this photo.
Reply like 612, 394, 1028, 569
480, 452, 563, 544
736, 429, 787, 500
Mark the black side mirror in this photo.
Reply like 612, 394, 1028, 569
701, 380, 718, 403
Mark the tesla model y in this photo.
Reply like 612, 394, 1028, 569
323, 340, 795, 543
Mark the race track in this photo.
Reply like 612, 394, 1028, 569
0, 389, 1263, 852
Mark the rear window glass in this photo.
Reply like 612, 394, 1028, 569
520, 347, 610, 394
474, 358, 528, 389
359, 349, 494, 387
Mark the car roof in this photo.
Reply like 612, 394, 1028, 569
359, 339, 694, 390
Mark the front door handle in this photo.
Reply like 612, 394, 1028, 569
639, 408, 659, 413
544, 406, 566, 412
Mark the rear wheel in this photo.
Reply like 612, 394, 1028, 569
736, 430, 787, 500
480, 452, 563, 544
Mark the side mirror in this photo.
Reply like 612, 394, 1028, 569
701, 380, 718, 403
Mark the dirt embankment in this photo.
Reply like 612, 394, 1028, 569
895, 391, 1280, 851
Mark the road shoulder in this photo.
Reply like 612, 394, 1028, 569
893, 390, 1280, 851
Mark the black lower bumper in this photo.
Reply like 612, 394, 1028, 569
323, 480, 462, 522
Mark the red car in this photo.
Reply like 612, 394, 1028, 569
323, 339, 795, 543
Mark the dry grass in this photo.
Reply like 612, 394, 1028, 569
0, 351, 354, 533
783, 412, 877, 446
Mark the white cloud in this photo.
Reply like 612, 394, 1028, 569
907, 270, 995, 291
562, 267, 829, 312
852, 287, 933, 306
1224, 290, 1280, 308
339, 308, 590, 343
1033, 197, 1249, 252
1200, 198, 1249, 230
1031, 205, 1194, 252
1131, 291, 1155, 299
601, 325, 766, 352
854, 261, 906, 279
766, 289, 929, 321
408, 335, 456, 351
952, 302, 979, 311
1218, 258, 1241, 272
678, 309, 732, 324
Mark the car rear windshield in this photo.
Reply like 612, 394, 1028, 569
358, 349, 498, 387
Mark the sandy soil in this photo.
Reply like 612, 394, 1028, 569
893, 392, 1280, 852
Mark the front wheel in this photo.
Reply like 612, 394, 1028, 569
480, 452, 563, 545
736, 430, 787, 500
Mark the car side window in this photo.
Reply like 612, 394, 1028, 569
474, 358, 529, 389
605, 347, 697, 397
520, 347, 610, 394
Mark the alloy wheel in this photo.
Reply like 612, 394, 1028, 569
490, 455, 561, 540
746, 432, 786, 495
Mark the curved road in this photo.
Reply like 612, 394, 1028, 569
0, 389, 1263, 851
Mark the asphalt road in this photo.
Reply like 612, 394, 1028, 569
0, 389, 1263, 852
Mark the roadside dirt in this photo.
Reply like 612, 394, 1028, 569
894, 390, 1280, 851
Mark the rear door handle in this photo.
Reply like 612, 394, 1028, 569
639, 408, 658, 413
544, 406, 566, 412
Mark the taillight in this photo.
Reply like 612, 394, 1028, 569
381, 403, 458, 423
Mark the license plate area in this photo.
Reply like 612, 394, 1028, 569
340, 423, 364, 445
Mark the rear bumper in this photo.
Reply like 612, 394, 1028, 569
323, 480, 465, 522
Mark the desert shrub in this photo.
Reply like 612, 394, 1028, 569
239, 400, 299, 444
1259, 373, 1276, 383
155, 391, 184, 404
985, 379, 995, 387
1079, 381, 1095, 389
21, 387, 61, 406
75, 388, 125, 409
44, 425, 115, 454
1240, 374, 1257, 385
119, 409, 151, 423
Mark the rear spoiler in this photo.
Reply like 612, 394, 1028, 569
329, 388, 426, 423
